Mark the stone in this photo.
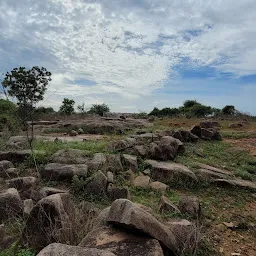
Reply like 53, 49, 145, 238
105, 154, 123, 173
107, 199, 178, 254
190, 125, 202, 138
1, 168, 19, 178
23, 199, 34, 216
42, 163, 88, 181
133, 175, 150, 188
159, 196, 180, 214
77, 128, 84, 134
110, 140, 129, 151
122, 154, 138, 171
133, 145, 149, 158
6, 176, 37, 190
37, 243, 116, 256
39, 187, 68, 199
0, 150, 32, 163
107, 184, 130, 201
125, 137, 137, 147
0, 224, 15, 250
195, 163, 233, 176
133, 133, 158, 143
212, 179, 256, 191
0, 160, 14, 178
69, 130, 78, 136
6, 136, 28, 149
173, 130, 198, 142
51, 149, 88, 164
79, 225, 164, 256
195, 168, 228, 181
143, 169, 151, 175
146, 160, 198, 184
228, 123, 243, 128
89, 153, 106, 171
0, 188, 23, 221
200, 128, 214, 140
178, 196, 201, 219
84, 170, 108, 196
149, 181, 169, 193
22, 193, 76, 251
107, 171, 114, 184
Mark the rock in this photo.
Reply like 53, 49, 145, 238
0, 224, 15, 250
6, 176, 37, 190
0, 188, 23, 221
122, 154, 138, 171
22, 193, 76, 251
37, 243, 116, 256
212, 179, 256, 191
132, 133, 158, 143
23, 199, 34, 216
190, 125, 202, 138
148, 116, 155, 122
159, 196, 180, 214
6, 136, 28, 149
149, 136, 184, 161
166, 219, 199, 254
195, 163, 233, 176
107, 199, 178, 254
84, 170, 107, 196
200, 128, 214, 140
42, 163, 88, 181
0, 150, 32, 163
79, 225, 164, 256
195, 168, 228, 181
173, 130, 198, 142
200, 121, 220, 128
51, 149, 88, 164
107, 171, 114, 184
1, 168, 19, 178
0, 160, 14, 178
149, 181, 169, 193
105, 154, 123, 173
125, 137, 137, 147
69, 130, 78, 136
92, 207, 111, 229
133, 175, 150, 188
89, 153, 106, 171
107, 184, 130, 201
178, 196, 201, 219
110, 140, 129, 152
228, 123, 243, 128
77, 128, 84, 134
146, 160, 198, 184
133, 145, 149, 158
39, 187, 68, 199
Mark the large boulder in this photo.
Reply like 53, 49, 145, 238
107, 184, 130, 201
178, 196, 201, 219
22, 193, 76, 252
133, 175, 150, 188
0, 160, 14, 178
212, 179, 256, 191
149, 136, 184, 161
88, 153, 106, 171
79, 225, 164, 256
149, 181, 169, 193
51, 149, 88, 164
107, 199, 178, 254
0, 150, 32, 163
37, 243, 116, 256
0, 188, 23, 221
122, 154, 138, 171
200, 121, 220, 128
146, 160, 198, 185
105, 154, 123, 173
133, 145, 149, 158
6, 136, 28, 149
42, 163, 88, 181
172, 130, 198, 142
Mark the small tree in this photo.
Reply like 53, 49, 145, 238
183, 100, 198, 109
89, 103, 110, 116
59, 98, 75, 116
222, 105, 236, 115
77, 102, 85, 114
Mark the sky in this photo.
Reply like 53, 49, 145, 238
0, 0, 256, 114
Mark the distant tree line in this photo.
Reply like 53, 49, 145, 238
149, 100, 239, 118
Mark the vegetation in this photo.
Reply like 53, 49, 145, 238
88, 103, 110, 116
59, 98, 75, 115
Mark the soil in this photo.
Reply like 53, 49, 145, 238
225, 138, 256, 157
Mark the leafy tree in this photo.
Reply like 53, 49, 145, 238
149, 107, 160, 116
188, 104, 212, 118
77, 102, 86, 114
89, 103, 110, 116
59, 98, 75, 115
222, 105, 236, 115
183, 100, 198, 109
35, 106, 55, 115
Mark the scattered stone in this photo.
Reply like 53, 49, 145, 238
178, 196, 201, 219
133, 145, 149, 158
0, 188, 23, 221
51, 149, 88, 164
6, 176, 37, 190
146, 160, 198, 184
212, 179, 256, 191
122, 154, 138, 171
84, 170, 107, 196
37, 243, 116, 256
0, 160, 14, 177
223, 222, 235, 229
69, 130, 78, 136
79, 225, 164, 256
149, 181, 169, 193
107, 199, 178, 254
23, 199, 34, 216
6, 136, 28, 149
159, 195, 180, 214
228, 123, 243, 128
195, 163, 233, 176
89, 153, 106, 171
190, 125, 202, 138
143, 169, 151, 175
133, 175, 150, 188
22, 193, 76, 251
2, 168, 19, 178
0, 150, 32, 163
107, 171, 114, 184
105, 154, 123, 173
39, 187, 68, 199
42, 163, 88, 181
107, 184, 130, 201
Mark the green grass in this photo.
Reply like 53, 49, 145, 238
175, 140, 256, 181
221, 130, 256, 139
0, 243, 35, 256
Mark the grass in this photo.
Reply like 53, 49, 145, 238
222, 130, 256, 139
175, 140, 256, 181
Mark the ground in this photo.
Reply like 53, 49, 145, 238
0, 116, 255, 256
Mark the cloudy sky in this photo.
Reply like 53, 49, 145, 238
1, 0, 256, 114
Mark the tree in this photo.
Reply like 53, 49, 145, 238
183, 100, 198, 109
59, 98, 75, 115
188, 104, 212, 117
149, 107, 160, 116
222, 105, 235, 115
77, 102, 85, 114
89, 103, 110, 116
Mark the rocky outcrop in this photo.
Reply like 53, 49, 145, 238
212, 178, 256, 191
149, 181, 169, 193
105, 154, 123, 173
0, 160, 14, 178
6, 176, 37, 191
122, 154, 138, 171
39, 187, 68, 199
42, 163, 88, 181
190, 125, 221, 141
88, 153, 106, 171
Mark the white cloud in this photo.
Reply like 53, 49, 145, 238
0, 0, 256, 112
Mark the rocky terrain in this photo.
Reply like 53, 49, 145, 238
0, 117, 255, 256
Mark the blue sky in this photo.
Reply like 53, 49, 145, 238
0, 0, 256, 114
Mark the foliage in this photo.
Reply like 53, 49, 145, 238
183, 100, 198, 109
59, 98, 75, 115
77, 102, 85, 113
186, 103, 212, 118
0, 99, 17, 115
88, 103, 110, 116
0, 242, 35, 256
34, 106, 55, 115
222, 105, 236, 115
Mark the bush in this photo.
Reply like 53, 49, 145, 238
88, 103, 110, 116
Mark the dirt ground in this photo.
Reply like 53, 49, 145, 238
225, 138, 256, 157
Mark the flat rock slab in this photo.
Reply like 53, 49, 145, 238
195, 163, 233, 176
133, 175, 150, 188
146, 160, 198, 183
37, 243, 116, 256
51, 149, 89, 164
212, 179, 256, 191
195, 168, 228, 180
